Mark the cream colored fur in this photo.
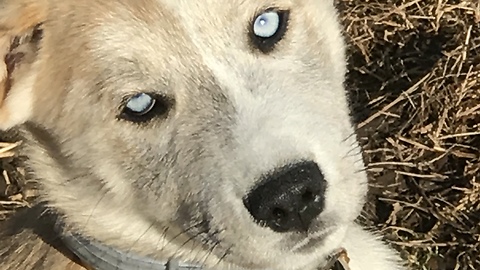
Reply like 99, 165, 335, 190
0, 0, 405, 269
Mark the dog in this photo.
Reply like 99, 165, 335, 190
0, 0, 405, 269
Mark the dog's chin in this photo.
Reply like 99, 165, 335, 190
205, 224, 348, 270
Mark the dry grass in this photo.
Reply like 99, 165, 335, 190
339, 0, 480, 269
1, 0, 479, 269
0, 141, 30, 220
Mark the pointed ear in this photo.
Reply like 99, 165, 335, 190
0, 0, 47, 130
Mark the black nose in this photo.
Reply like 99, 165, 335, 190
243, 161, 326, 233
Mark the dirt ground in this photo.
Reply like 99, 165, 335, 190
1, 0, 479, 269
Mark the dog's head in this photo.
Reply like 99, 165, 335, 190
0, 0, 367, 269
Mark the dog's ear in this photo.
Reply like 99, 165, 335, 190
0, 0, 47, 130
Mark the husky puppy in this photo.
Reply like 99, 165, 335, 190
0, 0, 405, 269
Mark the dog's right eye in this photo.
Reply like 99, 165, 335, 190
119, 93, 171, 123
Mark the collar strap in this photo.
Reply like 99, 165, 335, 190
61, 232, 203, 270
60, 231, 347, 270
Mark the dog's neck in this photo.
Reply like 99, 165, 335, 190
60, 229, 347, 270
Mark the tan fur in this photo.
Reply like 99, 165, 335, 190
0, 0, 46, 105
0, 0, 405, 269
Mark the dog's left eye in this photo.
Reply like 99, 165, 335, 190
250, 9, 289, 53
119, 93, 171, 123
126, 93, 155, 114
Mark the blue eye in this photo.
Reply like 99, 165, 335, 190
253, 11, 280, 38
119, 93, 172, 123
125, 93, 155, 115
250, 9, 289, 53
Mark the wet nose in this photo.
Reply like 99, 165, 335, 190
243, 161, 326, 233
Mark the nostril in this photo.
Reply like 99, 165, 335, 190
271, 207, 288, 227
272, 207, 287, 219
301, 190, 315, 204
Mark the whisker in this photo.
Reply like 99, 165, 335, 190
126, 221, 156, 254
200, 241, 220, 268
212, 245, 233, 269
61, 173, 91, 184
155, 226, 170, 254
354, 167, 368, 174
341, 131, 357, 143
83, 189, 107, 231
171, 229, 207, 259
163, 221, 206, 248
343, 145, 362, 159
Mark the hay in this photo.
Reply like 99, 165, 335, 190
1, 0, 479, 269
0, 140, 31, 221
339, 0, 480, 269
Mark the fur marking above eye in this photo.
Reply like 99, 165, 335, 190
125, 93, 155, 115
253, 11, 280, 38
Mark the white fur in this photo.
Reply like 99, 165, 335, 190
342, 225, 406, 270
0, 68, 35, 130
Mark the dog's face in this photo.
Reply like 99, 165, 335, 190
1, 0, 368, 269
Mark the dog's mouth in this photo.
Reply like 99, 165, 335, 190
288, 226, 337, 253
